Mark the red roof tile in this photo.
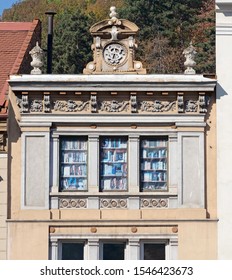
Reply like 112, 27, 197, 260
0, 20, 41, 116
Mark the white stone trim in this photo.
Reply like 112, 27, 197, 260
50, 234, 178, 260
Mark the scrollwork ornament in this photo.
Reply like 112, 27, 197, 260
101, 100, 129, 112
140, 100, 176, 112
54, 100, 89, 112
185, 100, 198, 112
30, 100, 43, 112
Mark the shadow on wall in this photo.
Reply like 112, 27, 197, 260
216, 83, 228, 100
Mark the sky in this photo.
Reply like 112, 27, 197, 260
0, 0, 20, 17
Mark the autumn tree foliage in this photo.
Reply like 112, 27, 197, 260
1, 0, 215, 74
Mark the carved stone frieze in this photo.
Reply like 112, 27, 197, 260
59, 198, 87, 208
54, 100, 89, 112
100, 100, 129, 112
100, 198, 127, 209
141, 198, 168, 208
185, 100, 198, 112
140, 100, 176, 112
30, 100, 43, 112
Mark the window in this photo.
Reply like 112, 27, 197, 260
140, 137, 168, 191
60, 137, 87, 191
102, 242, 126, 260
100, 136, 127, 191
61, 242, 84, 260
142, 243, 166, 260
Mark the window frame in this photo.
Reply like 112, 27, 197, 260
99, 136, 128, 192
59, 136, 88, 192
140, 136, 169, 192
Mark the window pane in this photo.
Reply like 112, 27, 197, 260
60, 137, 87, 191
100, 137, 127, 191
103, 243, 125, 260
144, 244, 165, 260
62, 243, 84, 260
140, 137, 168, 191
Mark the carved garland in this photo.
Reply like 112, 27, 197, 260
30, 100, 43, 112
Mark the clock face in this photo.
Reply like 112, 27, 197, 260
103, 43, 127, 66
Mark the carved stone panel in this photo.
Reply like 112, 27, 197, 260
100, 100, 129, 112
59, 198, 87, 208
54, 100, 89, 112
100, 198, 127, 209
30, 100, 43, 112
140, 100, 176, 112
185, 100, 198, 112
141, 198, 168, 208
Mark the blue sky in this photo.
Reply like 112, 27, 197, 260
0, 0, 20, 17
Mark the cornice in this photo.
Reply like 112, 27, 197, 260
9, 74, 217, 92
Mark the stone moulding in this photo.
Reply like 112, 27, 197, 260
59, 198, 87, 208
141, 198, 168, 208
100, 198, 127, 208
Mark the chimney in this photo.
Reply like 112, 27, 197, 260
45, 11, 56, 74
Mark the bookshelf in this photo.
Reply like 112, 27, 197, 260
100, 137, 127, 191
140, 138, 168, 191
60, 137, 87, 191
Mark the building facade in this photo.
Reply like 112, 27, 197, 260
6, 9, 217, 260
0, 20, 41, 260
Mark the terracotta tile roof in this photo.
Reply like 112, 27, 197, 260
0, 19, 41, 116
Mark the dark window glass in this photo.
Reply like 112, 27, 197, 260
144, 243, 165, 260
62, 243, 84, 260
103, 243, 125, 260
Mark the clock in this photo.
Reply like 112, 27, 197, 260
103, 43, 127, 66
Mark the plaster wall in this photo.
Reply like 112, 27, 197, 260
216, 0, 232, 259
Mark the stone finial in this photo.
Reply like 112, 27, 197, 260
29, 42, 44, 74
110, 6, 118, 20
183, 41, 197, 75
108, 6, 121, 25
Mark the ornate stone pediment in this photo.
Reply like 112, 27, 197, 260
83, 6, 146, 74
